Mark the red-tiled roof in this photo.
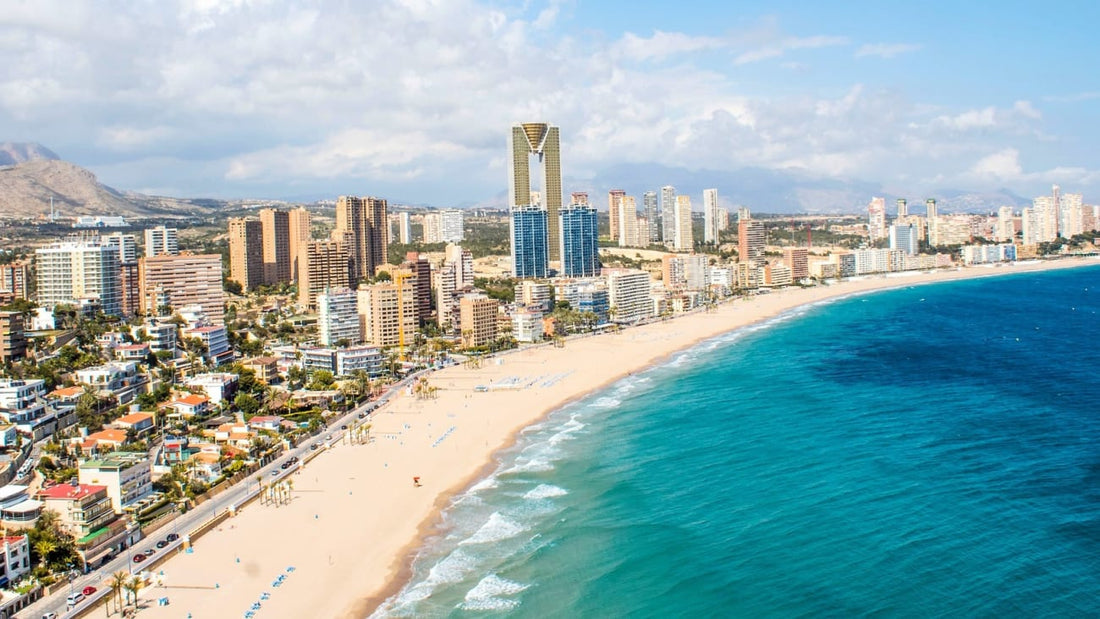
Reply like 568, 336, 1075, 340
48, 386, 84, 398
115, 412, 154, 425
175, 394, 208, 406
38, 484, 106, 500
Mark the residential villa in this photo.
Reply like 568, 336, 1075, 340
78, 452, 153, 513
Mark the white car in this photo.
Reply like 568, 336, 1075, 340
66, 591, 85, 606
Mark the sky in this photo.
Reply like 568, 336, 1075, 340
2, 0, 1098, 207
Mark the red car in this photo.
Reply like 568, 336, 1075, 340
132, 554, 146, 563
82, 586, 97, 596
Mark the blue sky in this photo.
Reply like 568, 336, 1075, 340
1, 0, 1097, 208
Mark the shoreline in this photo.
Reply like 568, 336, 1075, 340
128, 258, 1099, 619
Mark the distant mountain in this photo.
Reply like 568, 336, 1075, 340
0, 158, 217, 219
929, 188, 1030, 214
0, 142, 59, 166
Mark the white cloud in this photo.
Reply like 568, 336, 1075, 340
855, 43, 921, 59
970, 149, 1023, 178
734, 35, 848, 65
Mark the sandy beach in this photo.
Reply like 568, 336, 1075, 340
125, 258, 1097, 619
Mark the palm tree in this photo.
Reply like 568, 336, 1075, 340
110, 570, 129, 613
33, 539, 55, 570
124, 574, 143, 607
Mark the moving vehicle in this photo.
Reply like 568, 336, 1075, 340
82, 586, 97, 596
66, 592, 84, 607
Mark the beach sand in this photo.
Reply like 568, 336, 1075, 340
127, 259, 1096, 619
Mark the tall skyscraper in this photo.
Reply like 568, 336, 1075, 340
36, 241, 121, 316
867, 197, 887, 243
559, 203, 600, 277
643, 191, 659, 243
398, 212, 412, 244
996, 206, 1016, 242
608, 189, 625, 242
508, 123, 562, 260
228, 218, 264, 291
510, 205, 549, 279
703, 188, 720, 244
925, 199, 939, 246
139, 254, 226, 324
335, 195, 388, 283
298, 241, 350, 309
259, 208, 291, 286
618, 195, 637, 248
288, 207, 311, 283
660, 185, 676, 243
896, 199, 908, 218
144, 226, 179, 257
738, 218, 766, 266
674, 195, 693, 251
104, 232, 138, 264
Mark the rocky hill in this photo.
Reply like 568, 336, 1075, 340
0, 144, 219, 219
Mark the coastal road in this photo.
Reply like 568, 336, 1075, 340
25, 374, 425, 619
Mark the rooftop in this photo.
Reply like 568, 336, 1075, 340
38, 483, 106, 500
115, 412, 154, 425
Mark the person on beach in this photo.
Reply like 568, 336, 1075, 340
413, 476, 421, 487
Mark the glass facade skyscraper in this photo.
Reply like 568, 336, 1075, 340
559, 204, 599, 277
510, 205, 549, 279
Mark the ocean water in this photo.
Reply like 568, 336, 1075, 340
373, 266, 1100, 618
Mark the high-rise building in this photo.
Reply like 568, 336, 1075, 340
139, 254, 226, 324
104, 232, 138, 264
889, 224, 920, 256
298, 241, 350, 309
288, 207, 312, 283
0, 262, 30, 300
738, 219, 766, 266
0, 311, 26, 362
618, 195, 638, 248
260, 208, 291, 285
996, 207, 1015, 242
35, 241, 121, 316
356, 279, 417, 347
510, 205, 549, 279
441, 209, 465, 242
228, 218, 264, 291
643, 191, 659, 243
559, 203, 600, 278
398, 212, 412, 244
868, 197, 887, 243
717, 208, 730, 233
119, 262, 141, 317
144, 226, 179, 258
335, 195, 388, 283
608, 189, 625, 242
925, 199, 939, 246
570, 192, 589, 206
459, 294, 499, 348
674, 195, 693, 251
1060, 191, 1084, 238
783, 248, 809, 279
896, 199, 908, 218
660, 185, 676, 243
317, 288, 360, 346
703, 188, 720, 245
403, 252, 433, 324
605, 268, 653, 323
422, 212, 443, 243
509, 123, 562, 260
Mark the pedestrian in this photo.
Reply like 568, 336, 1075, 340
413, 476, 421, 487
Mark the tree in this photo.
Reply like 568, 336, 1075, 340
110, 570, 129, 613
124, 574, 143, 607
307, 370, 335, 391
33, 539, 55, 570
234, 392, 261, 416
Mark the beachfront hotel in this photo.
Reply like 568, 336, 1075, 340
510, 205, 549, 279
459, 294, 499, 348
606, 268, 654, 324
509, 122, 562, 261
559, 202, 600, 277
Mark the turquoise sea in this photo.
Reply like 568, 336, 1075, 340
374, 265, 1100, 617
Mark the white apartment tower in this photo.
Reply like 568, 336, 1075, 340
674, 195, 693, 251
144, 226, 179, 257
36, 240, 122, 316
867, 197, 887, 243
660, 186, 676, 243
618, 196, 638, 248
317, 288, 360, 346
703, 188, 720, 244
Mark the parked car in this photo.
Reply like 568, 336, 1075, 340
280, 462, 291, 469
133, 554, 146, 563
340, 424, 348, 430
82, 585, 97, 596
270, 469, 279, 476
144, 548, 155, 556
156, 540, 168, 548
66, 592, 84, 606
166, 533, 179, 542
42, 612, 58, 619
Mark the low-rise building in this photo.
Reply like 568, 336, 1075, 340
37, 483, 116, 538
75, 362, 147, 405
242, 357, 280, 384
182, 325, 233, 367
79, 428, 129, 454
166, 394, 211, 419
185, 373, 239, 406
512, 308, 543, 343
110, 412, 156, 437
0, 534, 30, 586
114, 343, 151, 362
78, 452, 153, 513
